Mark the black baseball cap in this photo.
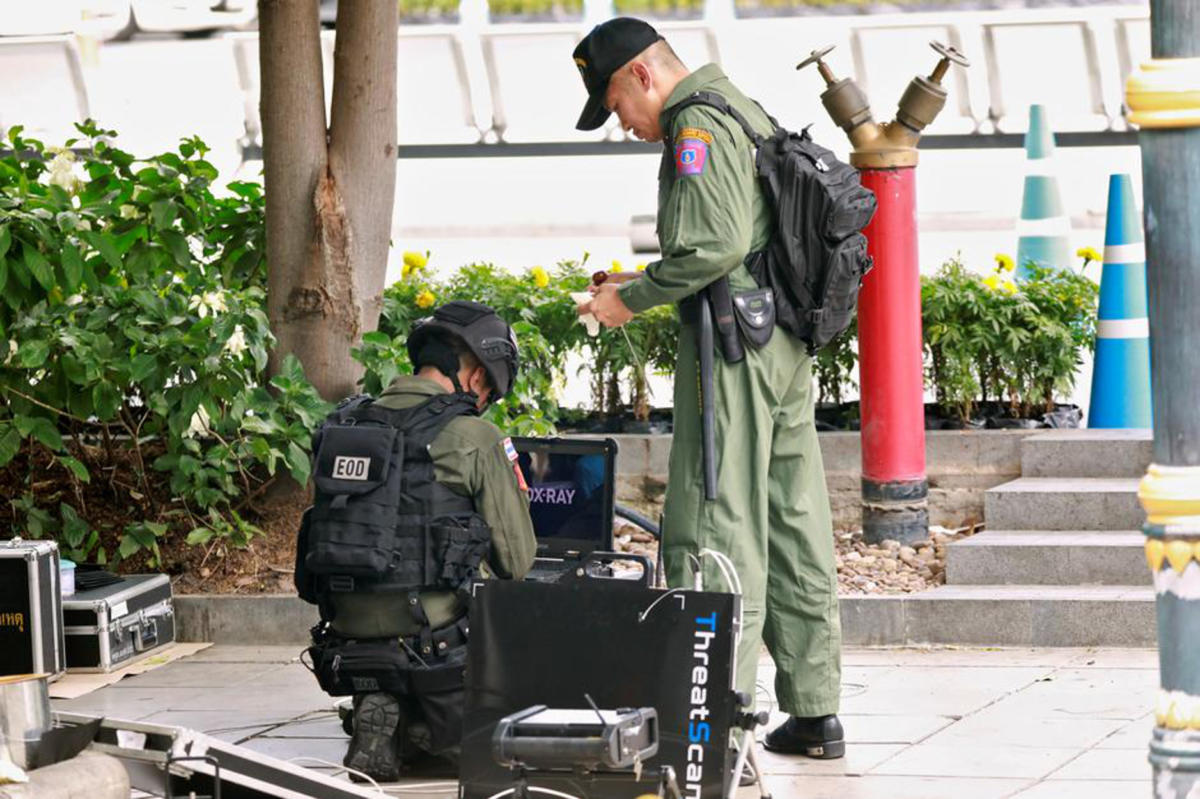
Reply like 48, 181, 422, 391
572, 17, 663, 131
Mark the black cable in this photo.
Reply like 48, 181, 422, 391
614, 504, 660, 539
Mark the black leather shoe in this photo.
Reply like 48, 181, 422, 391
344, 693, 402, 782
763, 715, 845, 759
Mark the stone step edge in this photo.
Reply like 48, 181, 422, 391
986, 477, 1143, 494
950, 530, 1147, 545
175, 589, 1158, 649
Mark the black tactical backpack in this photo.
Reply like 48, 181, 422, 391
667, 91, 877, 354
294, 392, 491, 606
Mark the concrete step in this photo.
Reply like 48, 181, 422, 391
945, 530, 1150, 586
1021, 429, 1152, 479
984, 477, 1144, 531
840, 584, 1156, 647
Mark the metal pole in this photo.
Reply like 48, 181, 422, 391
1127, 2, 1200, 795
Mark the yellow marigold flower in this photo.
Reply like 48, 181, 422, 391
1076, 246, 1102, 263
1000, 278, 1018, 295
636, 263, 647, 271
416, 289, 436, 309
530, 266, 550, 289
402, 251, 428, 279
994, 253, 1015, 272
982, 274, 1001, 291
610, 260, 623, 273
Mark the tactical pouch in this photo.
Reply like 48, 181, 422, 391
808, 234, 871, 352
294, 509, 316, 603
732, 287, 776, 350
307, 424, 404, 580
431, 516, 491, 592
409, 646, 468, 755
306, 628, 416, 696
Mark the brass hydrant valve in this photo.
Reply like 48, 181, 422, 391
797, 45, 873, 134
798, 40, 969, 169
896, 42, 970, 134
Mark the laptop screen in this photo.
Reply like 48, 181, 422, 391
511, 437, 616, 557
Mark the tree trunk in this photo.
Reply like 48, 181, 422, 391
259, 0, 398, 401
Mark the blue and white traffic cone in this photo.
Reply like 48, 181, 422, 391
1016, 104, 1072, 278
1088, 173, 1152, 428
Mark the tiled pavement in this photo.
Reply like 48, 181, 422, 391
53, 645, 1158, 798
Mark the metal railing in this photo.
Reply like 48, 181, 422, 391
0, 5, 1151, 161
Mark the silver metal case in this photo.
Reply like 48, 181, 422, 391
0, 538, 66, 680
62, 573, 175, 672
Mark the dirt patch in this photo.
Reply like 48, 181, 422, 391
170, 491, 309, 595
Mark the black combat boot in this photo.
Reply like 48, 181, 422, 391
344, 693, 402, 782
763, 715, 845, 759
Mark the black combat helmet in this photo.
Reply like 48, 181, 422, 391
406, 301, 520, 400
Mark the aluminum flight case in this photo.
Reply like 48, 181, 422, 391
62, 573, 175, 672
0, 538, 66, 680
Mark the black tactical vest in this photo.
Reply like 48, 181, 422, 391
298, 393, 492, 602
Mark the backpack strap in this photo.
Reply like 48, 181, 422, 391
663, 89, 774, 147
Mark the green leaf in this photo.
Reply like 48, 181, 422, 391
0, 225, 10, 260
130, 353, 157, 383
159, 230, 191, 267
362, 331, 392, 346
59, 456, 91, 483
18, 339, 49, 368
0, 251, 7, 294
30, 417, 63, 451
82, 231, 122, 271
287, 441, 311, 485
62, 243, 84, 292
240, 415, 276, 435
186, 527, 214, 546
92, 381, 122, 419
149, 199, 176, 231
0, 427, 20, 466
118, 533, 145, 560
24, 246, 53, 291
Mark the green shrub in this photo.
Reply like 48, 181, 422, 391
0, 122, 327, 564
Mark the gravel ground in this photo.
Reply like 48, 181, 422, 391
611, 514, 980, 595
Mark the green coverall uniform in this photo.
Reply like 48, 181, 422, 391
330, 374, 538, 638
618, 64, 842, 717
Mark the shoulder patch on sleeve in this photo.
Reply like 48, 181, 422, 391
676, 126, 713, 145
501, 437, 529, 492
674, 137, 709, 177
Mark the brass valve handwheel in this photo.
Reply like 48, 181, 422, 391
796, 44, 836, 72
930, 41, 970, 68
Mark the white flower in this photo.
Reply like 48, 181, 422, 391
46, 150, 81, 194
76, 218, 91, 232
65, 294, 83, 306
184, 405, 212, 439
119, 204, 138, 219
188, 290, 228, 319
224, 324, 247, 357
3, 340, 16, 365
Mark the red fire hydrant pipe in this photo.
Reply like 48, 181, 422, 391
858, 167, 929, 543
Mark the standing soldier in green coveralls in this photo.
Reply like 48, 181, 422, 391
573, 19, 845, 759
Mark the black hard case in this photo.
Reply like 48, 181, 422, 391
62, 573, 175, 672
0, 538, 66, 680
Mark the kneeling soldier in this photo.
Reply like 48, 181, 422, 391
296, 301, 537, 781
